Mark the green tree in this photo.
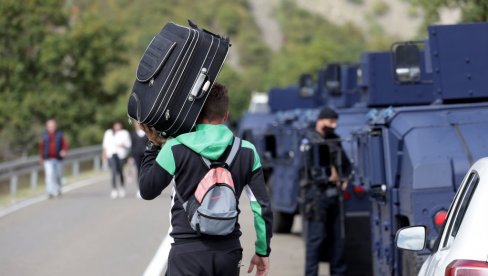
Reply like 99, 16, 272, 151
72, 0, 270, 123
38, 10, 127, 148
1, 0, 397, 160
0, 0, 126, 161
266, 1, 365, 88
411, 0, 488, 26
0, 0, 68, 159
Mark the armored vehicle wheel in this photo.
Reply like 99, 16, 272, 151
273, 211, 294, 233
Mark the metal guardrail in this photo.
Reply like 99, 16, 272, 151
0, 145, 103, 196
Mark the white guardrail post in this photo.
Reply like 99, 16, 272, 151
10, 175, 18, 196
30, 169, 38, 189
72, 161, 80, 177
0, 145, 102, 197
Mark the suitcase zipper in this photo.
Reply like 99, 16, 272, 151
156, 30, 206, 132
148, 28, 199, 127
172, 37, 229, 136
143, 27, 192, 124
161, 34, 213, 135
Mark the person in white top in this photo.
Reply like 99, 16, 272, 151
103, 119, 131, 198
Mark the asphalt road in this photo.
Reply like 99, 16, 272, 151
0, 173, 329, 276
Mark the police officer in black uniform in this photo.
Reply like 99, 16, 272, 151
303, 107, 351, 276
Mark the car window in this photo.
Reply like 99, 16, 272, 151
441, 172, 474, 245
450, 173, 479, 237
441, 171, 479, 248
430, 221, 445, 253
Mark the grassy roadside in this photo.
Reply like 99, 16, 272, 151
0, 170, 108, 208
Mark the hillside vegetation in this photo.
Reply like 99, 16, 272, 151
1, 0, 482, 160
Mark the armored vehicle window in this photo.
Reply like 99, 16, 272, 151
264, 134, 277, 159
299, 74, 315, 97
393, 43, 421, 83
242, 129, 254, 143
324, 64, 341, 95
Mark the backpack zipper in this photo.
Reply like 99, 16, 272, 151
197, 211, 237, 220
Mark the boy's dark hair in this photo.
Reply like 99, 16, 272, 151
199, 82, 229, 121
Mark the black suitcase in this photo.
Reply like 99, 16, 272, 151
127, 20, 230, 137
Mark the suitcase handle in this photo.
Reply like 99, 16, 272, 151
188, 19, 217, 36
188, 19, 229, 43
189, 68, 210, 101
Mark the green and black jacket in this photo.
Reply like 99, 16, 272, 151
139, 124, 273, 257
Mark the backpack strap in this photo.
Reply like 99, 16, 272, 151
172, 180, 187, 211
201, 137, 241, 168
225, 137, 241, 167
177, 137, 241, 211
201, 156, 212, 168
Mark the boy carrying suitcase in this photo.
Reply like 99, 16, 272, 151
138, 83, 273, 276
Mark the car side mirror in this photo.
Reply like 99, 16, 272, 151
395, 226, 427, 251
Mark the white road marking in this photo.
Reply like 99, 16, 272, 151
143, 184, 175, 276
142, 232, 173, 276
0, 174, 109, 219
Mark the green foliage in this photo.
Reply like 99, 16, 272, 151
72, 0, 271, 123
217, 2, 243, 36
373, 1, 391, 17
218, 67, 252, 121
267, 2, 365, 87
348, 0, 365, 5
459, 0, 488, 21
0, 0, 68, 159
410, 0, 456, 25
38, 12, 127, 147
408, 6, 421, 18
1, 0, 396, 161
410, 0, 488, 28
0, 0, 126, 160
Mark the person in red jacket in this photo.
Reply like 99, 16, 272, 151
39, 119, 68, 198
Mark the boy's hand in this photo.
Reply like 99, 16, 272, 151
328, 165, 340, 184
247, 254, 269, 276
140, 124, 166, 146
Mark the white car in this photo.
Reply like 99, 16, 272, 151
395, 157, 488, 275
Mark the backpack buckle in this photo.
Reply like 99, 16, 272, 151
209, 161, 228, 169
